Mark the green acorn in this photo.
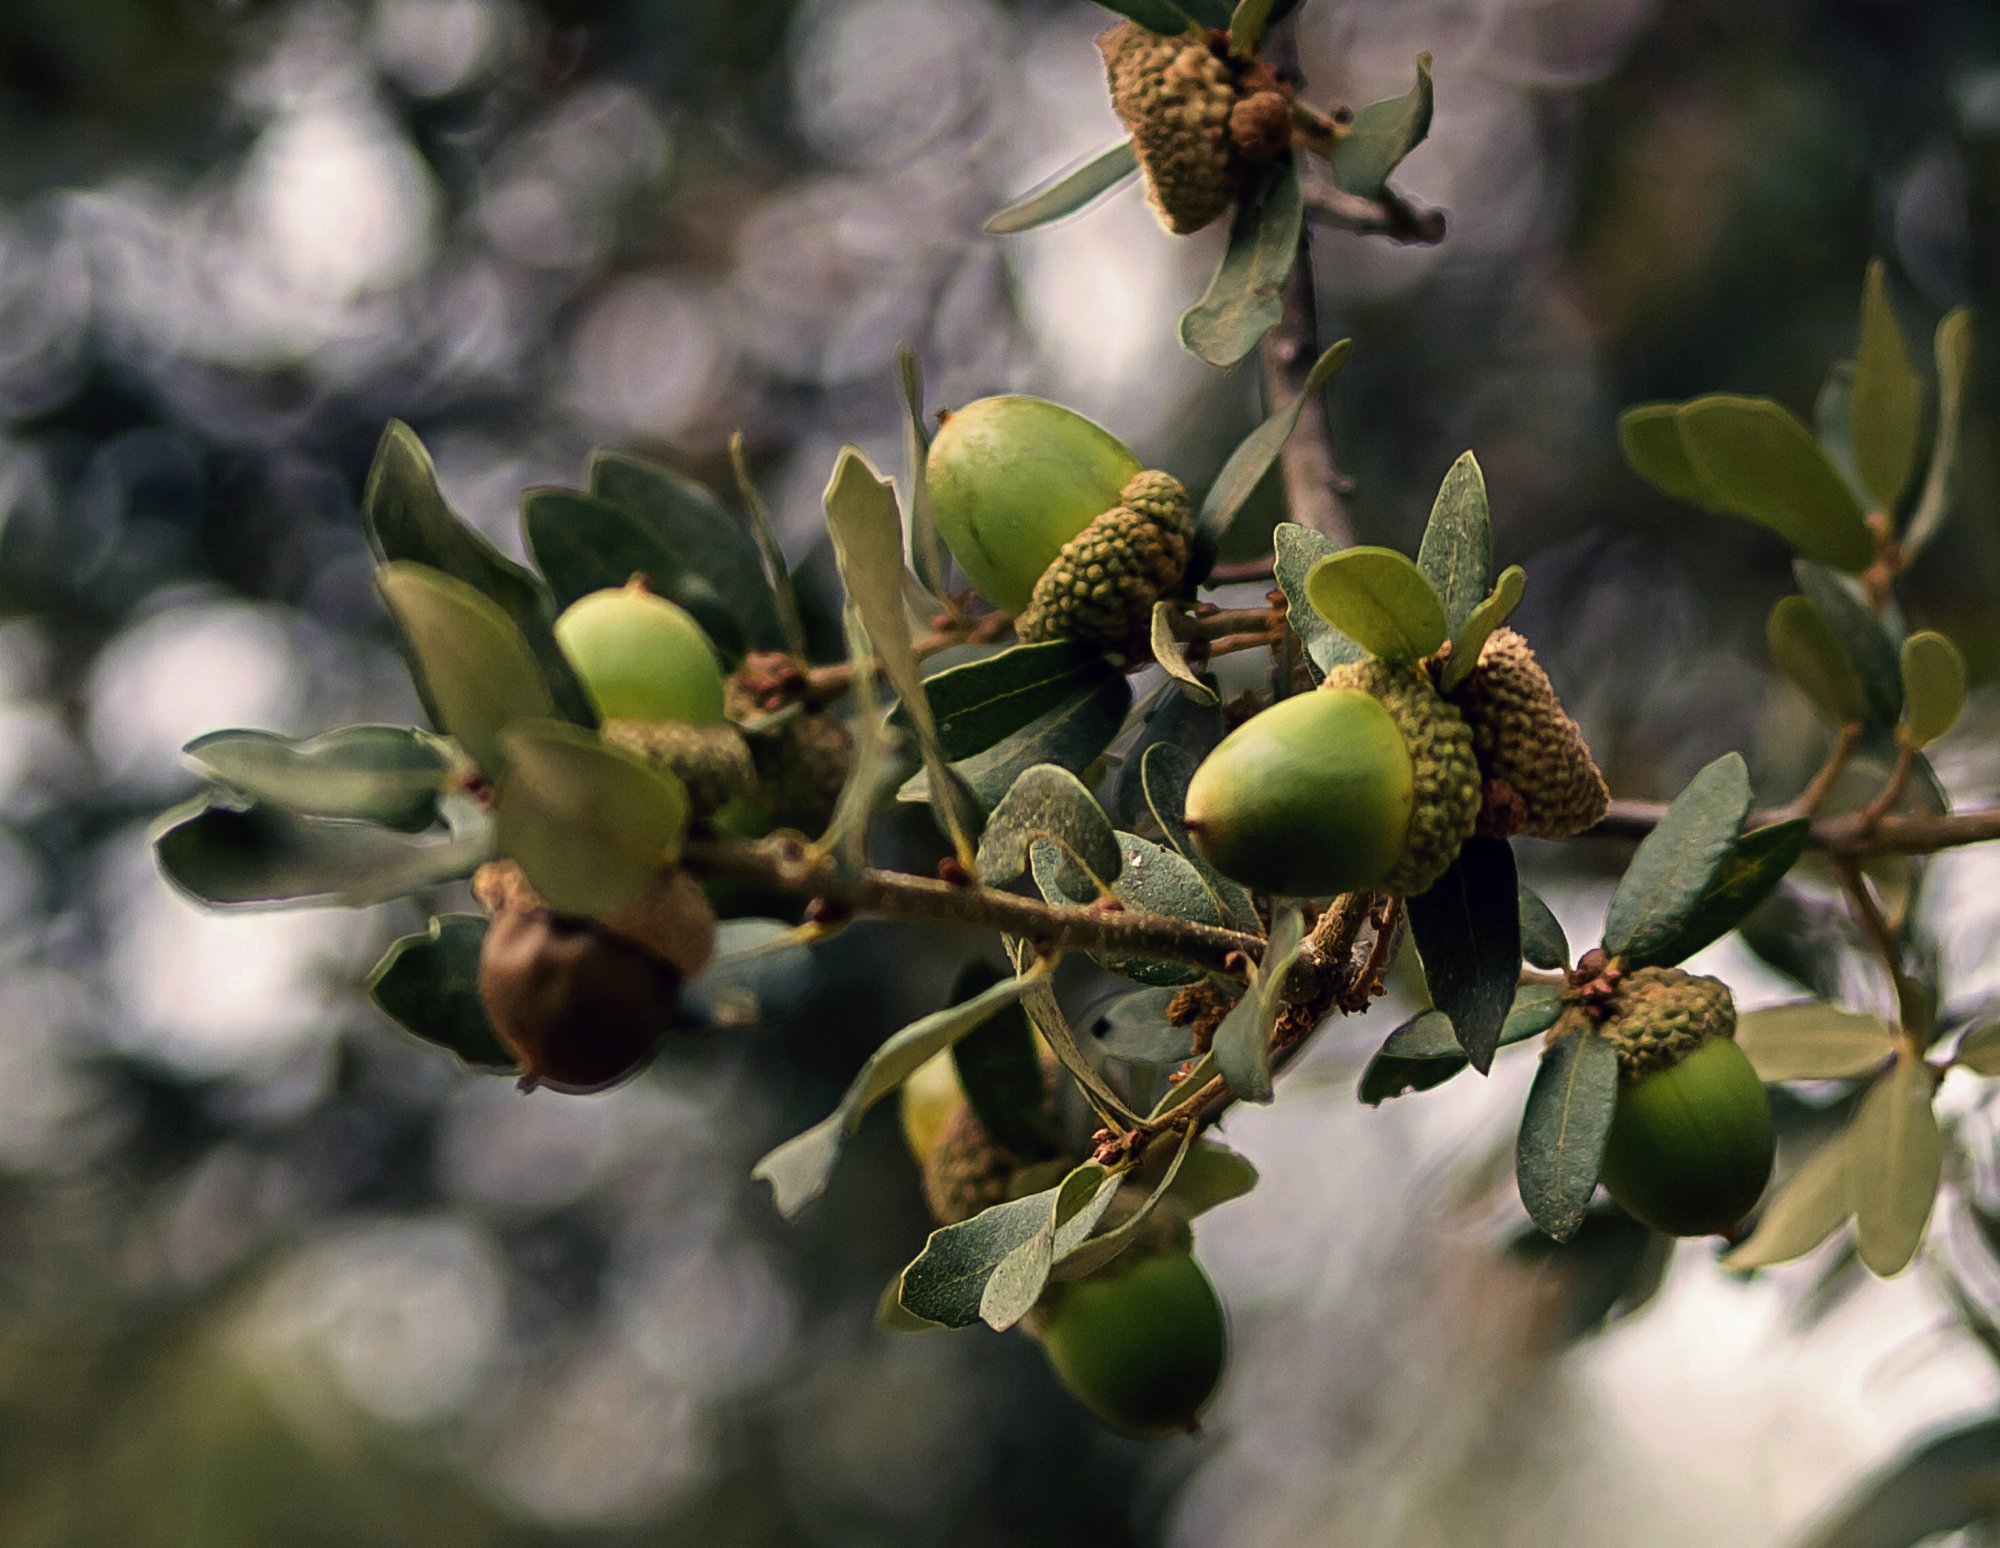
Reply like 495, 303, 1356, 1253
1451, 628, 1609, 838
554, 581, 728, 726
1014, 469, 1195, 647
1035, 1249, 1228, 1435
1584, 969, 1775, 1237
1183, 662, 1480, 898
927, 395, 1144, 613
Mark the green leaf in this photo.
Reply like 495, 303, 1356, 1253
588, 450, 783, 653
155, 799, 492, 908
1796, 1416, 2000, 1548
1850, 260, 1923, 517
1721, 1132, 1852, 1271
1415, 451, 1492, 637
822, 610, 901, 876
893, 347, 948, 604
904, 641, 1118, 762
979, 764, 1122, 889
1439, 564, 1525, 692
1768, 595, 1870, 726
824, 447, 981, 864
1847, 1053, 1941, 1277
922, 671, 1133, 813
1602, 753, 1753, 965
363, 422, 596, 728
1795, 562, 1903, 727
1167, 1140, 1258, 1216
493, 720, 688, 918
1139, 742, 1258, 930
376, 562, 555, 777
1179, 159, 1303, 368
984, 139, 1140, 235
730, 433, 810, 661
1227, 0, 1277, 53
1212, 903, 1305, 1102
754, 970, 1037, 1220
1406, 837, 1521, 1071
1735, 1003, 1894, 1082
1094, 987, 1196, 1065
522, 488, 745, 663
1956, 1023, 2000, 1076
184, 726, 448, 832
1303, 545, 1449, 663
1093, 833, 1225, 987
1053, 1124, 1201, 1281
1150, 603, 1219, 704
1617, 404, 1709, 503
979, 1162, 1125, 1330
1088, 0, 1201, 31
1671, 396, 1876, 572
1194, 344, 1352, 565
897, 1184, 1064, 1329
1899, 630, 1966, 747
1358, 984, 1561, 1105
1518, 885, 1569, 970
1273, 522, 1362, 679
1633, 818, 1811, 969
1516, 1028, 1620, 1242
1328, 54, 1433, 199
365, 915, 513, 1071
949, 964, 1055, 1156
1903, 307, 1973, 555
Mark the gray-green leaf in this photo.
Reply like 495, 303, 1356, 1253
1179, 159, 1303, 368
184, 726, 448, 832
1768, 595, 1870, 726
1721, 1132, 1852, 1271
985, 139, 1140, 235
1846, 1053, 1941, 1277
1274, 522, 1362, 679
1416, 451, 1492, 636
1603, 753, 1753, 965
1212, 902, 1304, 1102
1194, 340, 1351, 562
1516, 1029, 1620, 1242
979, 764, 1122, 889
1328, 54, 1433, 199
1849, 260, 1923, 517
1735, 1003, 1894, 1082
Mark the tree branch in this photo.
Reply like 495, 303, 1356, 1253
1298, 167, 1447, 245
1590, 799, 2000, 858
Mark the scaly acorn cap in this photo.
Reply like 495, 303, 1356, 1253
1571, 967, 1737, 1084
747, 709, 853, 834
921, 1097, 1044, 1226
601, 717, 756, 820
1452, 628, 1609, 839
1098, 24, 1241, 235
1317, 658, 1481, 896
1015, 469, 1194, 647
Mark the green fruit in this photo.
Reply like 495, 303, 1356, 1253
1182, 688, 1414, 897
1599, 1035, 1775, 1237
1038, 1250, 1227, 1436
927, 396, 1144, 614
555, 584, 727, 725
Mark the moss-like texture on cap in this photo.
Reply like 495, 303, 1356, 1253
1099, 24, 1240, 235
1453, 628, 1609, 838
1015, 469, 1194, 647
1588, 967, 1736, 1083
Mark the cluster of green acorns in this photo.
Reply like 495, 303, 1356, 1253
473, 580, 852, 1094
926, 392, 1775, 1245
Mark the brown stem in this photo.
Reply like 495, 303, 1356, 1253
681, 835, 1262, 974
1204, 556, 1278, 586
1855, 743, 1917, 833
1298, 168, 1448, 245
1790, 723, 1863, 820
1834, 859, 1924, 1039
1589, 799, 2000, 858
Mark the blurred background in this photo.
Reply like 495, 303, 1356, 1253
1, 0, 1998, 1543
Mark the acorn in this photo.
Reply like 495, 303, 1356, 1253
1182, 662, 1480, 899
928, 396, 1180, 631
1584, 969, 1775, 1237
1451, 628, 1609, 839
1014, 469, 1195, 647
1035, 1249, 1228, 1435
554, 581, 728, 726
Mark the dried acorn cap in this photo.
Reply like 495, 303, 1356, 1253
1453, 628, 1609, 839
1590, 967, 1737, 1083
1015, 469, 1194, 647
601, 718, 756, 820
1099, 23, 1240, 235
746, 708, 853, 834
1318, 658, 1482, 897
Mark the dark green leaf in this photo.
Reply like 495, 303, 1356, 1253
493, 720, 688, 917
1113, 681, 1226, 831
1850, 260, 1923, 517
184, 726, 447, 832
1139, 742, 1257, 930
979, 1163, 1125, 1330
365, 915, 513, 1071
908, 667, 1132, 815
1899, 630, 1967, 747
1358, 983, 1561, 1104
1795, 562, 1903, 726
985, 140, 1140, 235
1630, 817, 1810, 969
1847, 1053, 1941, 1277
1212, 903, 1304, 1102
1518, 885, 1569, 969
1088, 0, 1200, 31
1506, 1207, 1669, 1346
949, 964, 1055, 1156
362, 421, 594, 727
1904, 307, 1973, 555
1328, 54, 1433, 198
1602, 753, 1753, 964
1516, 1028, 1619, 1242
1406, 836, 1520, 1072
524, 487, 747, 664
1179, 160, 1303, 368
1768, 595, 1871, 726
754, 971, 1038, 1219
1227, 0, 1277, 54
588, 450, 783, 652
376, 561, 555, 776
979, 764, 1121, 888
155, 799, 491, 908
1415, 451, 1492, 636
1273, 522, 1361, 679
682, 918, 820, 1028
1194, 340, 1351, 563
1797, 1417, 2000, 1548
1303, 545, 1448, 662
904, 641, 1117, 761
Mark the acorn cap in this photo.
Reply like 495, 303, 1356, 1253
1589, 967, 1736, 1083
921, 1099, 1034, 1225
1318, 658, 1482, 897
1015, 469, 1194, 647
1452, 628, 1609, 839
601, 717, 756, 820
1098, 23, 1240, 235
746, 708, 853, 835
473, 859, 716, 979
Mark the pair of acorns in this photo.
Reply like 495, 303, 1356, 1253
927, 395, 1608, 902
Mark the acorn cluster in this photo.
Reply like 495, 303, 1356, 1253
1098, 22, 1294, 235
